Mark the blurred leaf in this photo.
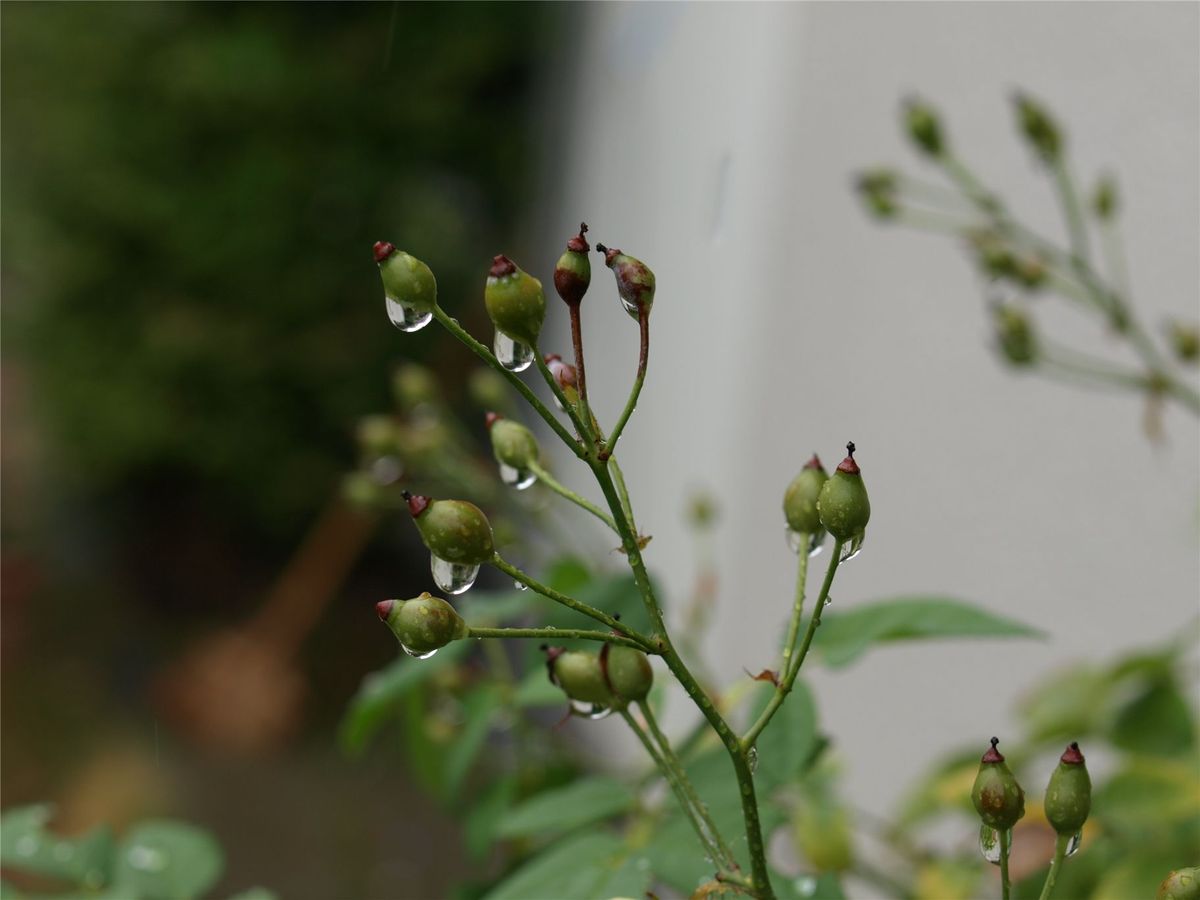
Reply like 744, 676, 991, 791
401, 689, 448, 799
1018, 665, 1112, 744
225, 890, 278, 900
1109, 680, 1196, 757
1094, 757, 1200, 829
464, 777, 518, 863
747, 680, 818, 791
480, 831, 649, 900
773, 872, 845, 900
497, 777, 636, 840
0, 805, 114, 888
338, 641, 469, 754
913, 859, 982, 900
1092, 854, 1186, 900
893, 750, 980, 828
444, 685, 502, 800
813, 597, 1042, 668
112, 820, 223, 900
512, 667, 565, 709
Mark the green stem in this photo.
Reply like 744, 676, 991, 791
602, 305, 650, 459
587, 460, 775, 898
527, 460, 618, 533
490, 554, 652, 650
638, 700, 740, 871
999, 826, 1012, 900
1037, 833, 1071, 900
431, 306, 584, 458
467, 626, 648, 650
1051, 158, 1091, 269
534, 348, 595, 445
893, 207, 979, 234
608, 456, 638, 534
742, 541, 840, 751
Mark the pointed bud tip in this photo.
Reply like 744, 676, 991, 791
1060, 741, 1085, 765
596, 244, 621, 266
485, 412, 501, 430
803, 453, 825, 471
373, 241, 396, 264
566, 222, 590, 253
375, 599, 396, 621
402, 491, 430, 517
982, 736, 1005, 764
836, 442, 860, 475
489, 254, 516, 278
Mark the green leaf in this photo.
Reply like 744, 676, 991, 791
0, 805, 114, 888
1092, 854, 1187, 900
814, 597, 1042, 668
512, 668, 566, 709
338, 640, 470, 755
1094, 757, 1200, 829
1109, 680, 1196, 757
225, 890, 278, 900
1018, 664, 1112, 743
444, 685, 502, 800
464, 777, 518, 862
481, 831, 648, 900
893, 749, 981, 828
747, 680, 818, 791
112, 820, 223, 900
497, 777, 636, 839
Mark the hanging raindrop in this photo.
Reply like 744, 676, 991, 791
385, 296, 433, 333
494, 332, 533, 372
839, 531, 865, 564
431, 555, 480, 595
1065, 831, 1082, 857
569, 699, 612, 720
401, 644, 437, 660
786, 528, 827, 558
747, 746, 759, 773
499, 463, 537, 490
793, 875, 818, 898
514, 581, 529, 591
978, 824, 1002, 865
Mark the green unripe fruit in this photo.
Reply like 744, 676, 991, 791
1158, 868, 1200, 900
994, 304, 1037, 366
374, 242, 437, 313
404, 493, 494, 565
817, 444, 871, 542
485, 255, 545, 346
904, 99, 945, 157
547, 648, 614, 707
485, 413, 539, 469
1167, 321, 1199, 364
597, 244, 655, 319
971, 738, 1026, 831
376, 593, 467, 654
1013, 92, 1061, 163
602, 644, 653, 703
784, 454, 829, 534
554, 224, 591, 306
1044, 742, 1091, 836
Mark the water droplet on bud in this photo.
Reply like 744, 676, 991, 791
499, 462, 537, 490
514, 581, 529, 592
401, 644, 437, 660
786, 528, 827, 558
978, 824, 1002, 865
494, 332, 533, 372
747, 746, 759, 773
569, 699, 612, 720
839, 531, 865, 564
386, 296, 433, 332
431, 555, 480, 595
1065, 831, 1082, 857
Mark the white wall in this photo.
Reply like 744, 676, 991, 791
534, 0, 1199, 849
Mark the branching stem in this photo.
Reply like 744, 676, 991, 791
602, 305, 650, 459
527, 460, 618, 533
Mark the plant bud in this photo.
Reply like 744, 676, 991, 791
391, 363, 440, 411
904, 99, 945, 157
486, 413, 540, 469
971, 738, 1025, 831
376, 593, 467, 655
1093, 175, 1118, 220
554, 223, 591, 307
1013, 93, 1062, 163
601, 644, 653, 703
484, 255, 545, 346
596, 245, 655, 319
1044, 742, 1091, 836
403, 492, 494, 565
817, 444, 871, 542
967, 230, 1017, 280
546, 648, 614, 706
375, 243, 437, 313
784, 454, 829, 535
993, 304, 1037, 366
1158, 868, 1200, 900
544, 353, 579, 394
1167, 321, 1199, 364
356, 415, 401, 457
856, 169, 900, 219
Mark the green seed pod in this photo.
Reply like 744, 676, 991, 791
1158, 868, 1200, 900
376, 593, 467, 654
904, 99, 945, 157
993, 304, 1037, 366
391, 363, 440, 412
784, 454, 829, 534
602, 644, 653, 703
554, 223, 591, 307
817, 444, 871, 542
597, 244, 655, 319
855, 169, 900, 220
484, 254, 545, 346
374, 242, 437, 313
545, 647, 614, 707
486, 413, 539, 469
971, 738, 1026, 831
1013, 92, 1062, 163
1044, 742, 1092, 836
1093, 175, 1118, 220
1167, 321, 1199, 364
404, 492, 494, 565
